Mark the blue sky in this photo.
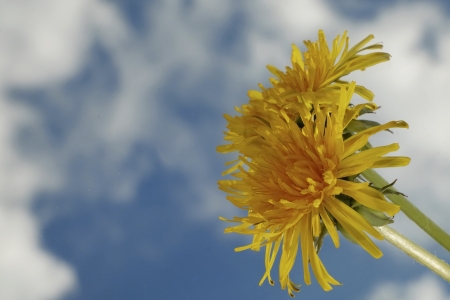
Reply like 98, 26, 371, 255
1, 0, 450, 299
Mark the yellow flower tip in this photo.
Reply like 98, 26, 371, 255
371, 249, 383, 259
287, 280, 301, 297
405, 157, 411, 165
267, 65, 281, 78
216, 144, 229, 153
291, 44, 303, 67
248, 90, 263, 100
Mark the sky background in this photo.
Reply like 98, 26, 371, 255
1, 0, 450, 299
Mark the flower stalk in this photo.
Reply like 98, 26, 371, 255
362, 169, 450, 252
376, 225, 450, 282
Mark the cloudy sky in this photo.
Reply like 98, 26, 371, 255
1, 0, 450, 299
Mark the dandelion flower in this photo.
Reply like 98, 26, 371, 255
218, 83, 410, 296
251, 30, 390, 104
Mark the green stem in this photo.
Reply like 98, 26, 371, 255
377, 225, 450, 282
362, 169, 450, 252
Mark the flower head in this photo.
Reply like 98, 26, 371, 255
254, 30, 390, 103
219, 83, 410, 296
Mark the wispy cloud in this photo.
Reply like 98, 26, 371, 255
366, 274, 450, 300
0, 207, 75, 299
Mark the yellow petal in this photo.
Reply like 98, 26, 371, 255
319, 204, 339, 248
324, 198, 383, 258
343, 102, 378, 128
339, 180, 400, 216
337, 144, 400, 177
342, 134, 369, 159
371, 156, 411, 168
344, 120, 409, 147
291, 44, 304, 69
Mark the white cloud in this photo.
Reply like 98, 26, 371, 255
0, 207, 76, 300
0, 0, 93, 87
366, 274, 450, 300
0, 97, 61, 206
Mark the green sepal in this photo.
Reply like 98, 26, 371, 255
342, 131, 353, 141
340, 173, 365, 184
335, 193, 354, 207
358, 105, 378, 116
370, 179, 407, 197
345, 119, 392, 134
314, 223, 328, 254
353, 205, 394, 227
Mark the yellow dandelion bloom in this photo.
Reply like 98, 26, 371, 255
219, 83, 410, 296
251, 30, 390, 104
